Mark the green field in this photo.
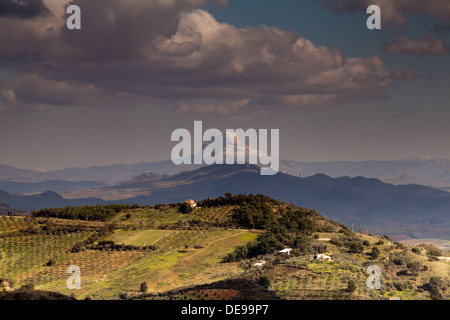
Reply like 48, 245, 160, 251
106, 229, 175, 246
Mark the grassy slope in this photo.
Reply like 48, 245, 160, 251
261, 233, 450, 300
37, 230, 257, 299
105, 229, 175, 246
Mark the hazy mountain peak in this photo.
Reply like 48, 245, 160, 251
400, 156, 437, 162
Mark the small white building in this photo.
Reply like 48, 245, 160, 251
184, 199, 197, 208
278, 248, 293, 255
314, 254, 331, 261
253, 261, 266, 267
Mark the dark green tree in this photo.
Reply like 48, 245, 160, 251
425, 277, 445, 300
46, 259, 56, 266
258, 276, 271, 289
371, 246, 380, 259
349, 241, 364, 253
140, 282, 148, 294
179, 202, 193, 214
347, 280, 357, 292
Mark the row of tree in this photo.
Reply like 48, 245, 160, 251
33, 204, 132, 221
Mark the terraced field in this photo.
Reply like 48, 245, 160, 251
0, 206, 257, 298
268, 263, 350, 300
0, 229, 94, 286
106, 229, 175, 246
0, 216, 38, 234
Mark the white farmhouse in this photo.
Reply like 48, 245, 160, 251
184, 199, 197, 208
278, 248, 293, 255
253, 261, 266, 267
314, 254, 331, 261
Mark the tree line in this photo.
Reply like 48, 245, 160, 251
33, 204, 132, 221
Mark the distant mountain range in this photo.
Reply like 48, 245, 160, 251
0, 190, 105, 211
2, 163, 447, 238
0, 162, 197, 185
0, 180, 106, 194
2, 156, 450, 193
282, 156, 450, 188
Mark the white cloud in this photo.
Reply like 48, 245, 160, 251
0, 1, 414, 115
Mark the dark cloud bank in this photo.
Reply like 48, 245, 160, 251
0, 0, 49, 19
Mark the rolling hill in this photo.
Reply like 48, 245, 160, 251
0, 190, 105, 211
0, 180, 106, 194
1, 195, 449, 301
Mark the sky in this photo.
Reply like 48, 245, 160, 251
0, 0, 449, 171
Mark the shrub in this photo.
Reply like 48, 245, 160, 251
46, 259, 56, 266
179, 203, 193, 214
427, 248, 442, 257
140, 282, 148, 294
406, 262, 421, 275
393, 280, 408, 291
118, 293, 127, 300
424, 277, 446, 300
371, 246, 380, 260
294, 236, 312, 252
390, 252, 409, 266
330, 237, 344, 247
347, 280, 357, 292
20, 283, 34, 290
258, 276, 271, 289
348, 241, 364, 253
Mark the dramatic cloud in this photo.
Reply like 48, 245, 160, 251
322, 0, 450, 28
0, 0, 414, 115
175, 99, 269, 118
383, 36, 449, 56
0, 0, 50, 19
0, 73, 147, 112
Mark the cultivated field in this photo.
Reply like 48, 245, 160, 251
0, 205, 257, 299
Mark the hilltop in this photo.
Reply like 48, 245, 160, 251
0, 194, 448, 300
